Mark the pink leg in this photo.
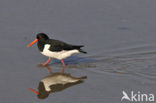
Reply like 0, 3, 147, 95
61, 59, 66, 67
43, 58, 51, 66
62, 66, 65, 73
61, 59, 65, 73
45, 66, 52, 73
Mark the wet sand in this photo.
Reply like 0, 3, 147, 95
1, 0, 156, 103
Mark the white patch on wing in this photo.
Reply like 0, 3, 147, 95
41, 44, 79, 60
41, 75, 79, 92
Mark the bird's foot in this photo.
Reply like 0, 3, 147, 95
37, 63, 46, 67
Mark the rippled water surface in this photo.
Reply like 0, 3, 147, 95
1, 0, 156, 103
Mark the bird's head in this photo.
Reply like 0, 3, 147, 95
36, 33, 49, 40
27, 33, 49, 47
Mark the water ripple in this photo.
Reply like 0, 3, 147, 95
92, 43, 156, 81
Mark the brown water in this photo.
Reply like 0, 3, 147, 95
1, 0, 156, 103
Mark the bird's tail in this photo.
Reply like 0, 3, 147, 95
79, 49, 87, 54
79, 76, 87, 79
72, 45, 87, 54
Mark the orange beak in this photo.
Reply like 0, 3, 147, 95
28, 88, 39, 95
27, 39, 38, 47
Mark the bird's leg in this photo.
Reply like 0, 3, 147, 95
62, 66, 65, 74
45, 66, 52, 74
43, 57, 51, 66
61, 59, 66, 68
61, 59, 65, 73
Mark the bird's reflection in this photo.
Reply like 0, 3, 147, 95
29, 66, 87, 99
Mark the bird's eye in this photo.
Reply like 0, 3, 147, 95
39, 35, 42, 38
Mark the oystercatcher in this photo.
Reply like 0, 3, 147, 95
27, 33, 87, 67
28, 72, 87, 99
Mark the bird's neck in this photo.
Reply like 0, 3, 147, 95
37, 40, 47, 52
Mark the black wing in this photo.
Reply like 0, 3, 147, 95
48, 39, 84, 52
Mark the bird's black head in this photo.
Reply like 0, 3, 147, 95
36, 33, 49, 40
37, 81, 50, 99
37, 92, 49, 99
27, 33, 50, 48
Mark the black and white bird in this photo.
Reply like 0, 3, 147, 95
27, 33, 87, 67
28, 72, 87, 99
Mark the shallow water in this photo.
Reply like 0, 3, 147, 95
1, 0, 156, 103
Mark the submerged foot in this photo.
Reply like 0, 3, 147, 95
37, 63, 46, 67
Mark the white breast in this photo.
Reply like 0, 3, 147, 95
41, 75, 79, 92
41, 44, 79, 60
